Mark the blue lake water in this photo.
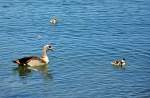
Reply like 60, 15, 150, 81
0, 0, 150, 98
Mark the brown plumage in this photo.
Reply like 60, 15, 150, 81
13, 44, 53, 67
13, 56, 40, 65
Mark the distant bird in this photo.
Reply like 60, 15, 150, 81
13, 44, 53, 67
50, 17, 57, 25
111, 58, 126, 66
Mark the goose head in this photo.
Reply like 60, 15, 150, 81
43, 44, 53, 51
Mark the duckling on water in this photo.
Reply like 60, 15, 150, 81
13, 44, 53, 67
50, 17, 57, 25
111, 58, 126, 66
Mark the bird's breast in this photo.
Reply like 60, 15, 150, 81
41, 57, 49, 64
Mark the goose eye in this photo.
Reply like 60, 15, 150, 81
48, 45, 51, 48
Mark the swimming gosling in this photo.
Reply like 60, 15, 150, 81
13, 44, 53, 67
111, 58, 126, 66
50, 17, 57, 25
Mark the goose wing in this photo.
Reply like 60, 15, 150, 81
13, 56, 40, 65
27, 57, 46, 67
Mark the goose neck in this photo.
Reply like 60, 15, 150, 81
42, 47, 48, 58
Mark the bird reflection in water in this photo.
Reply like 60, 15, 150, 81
112, 64, 126, 70
13, 64, 53, 79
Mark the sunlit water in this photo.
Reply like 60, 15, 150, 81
0, 0, 150, 98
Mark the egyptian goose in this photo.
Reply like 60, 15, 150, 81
111, 58, 126, 66
50, 17, 57, 25
13, 44, 53, 67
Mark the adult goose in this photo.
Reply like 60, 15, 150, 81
111, 58, 126, 66
13, 44, 53, 67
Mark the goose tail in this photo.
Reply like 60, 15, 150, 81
12, 60, 20, 65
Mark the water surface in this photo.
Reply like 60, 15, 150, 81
0, 0, 150, 98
